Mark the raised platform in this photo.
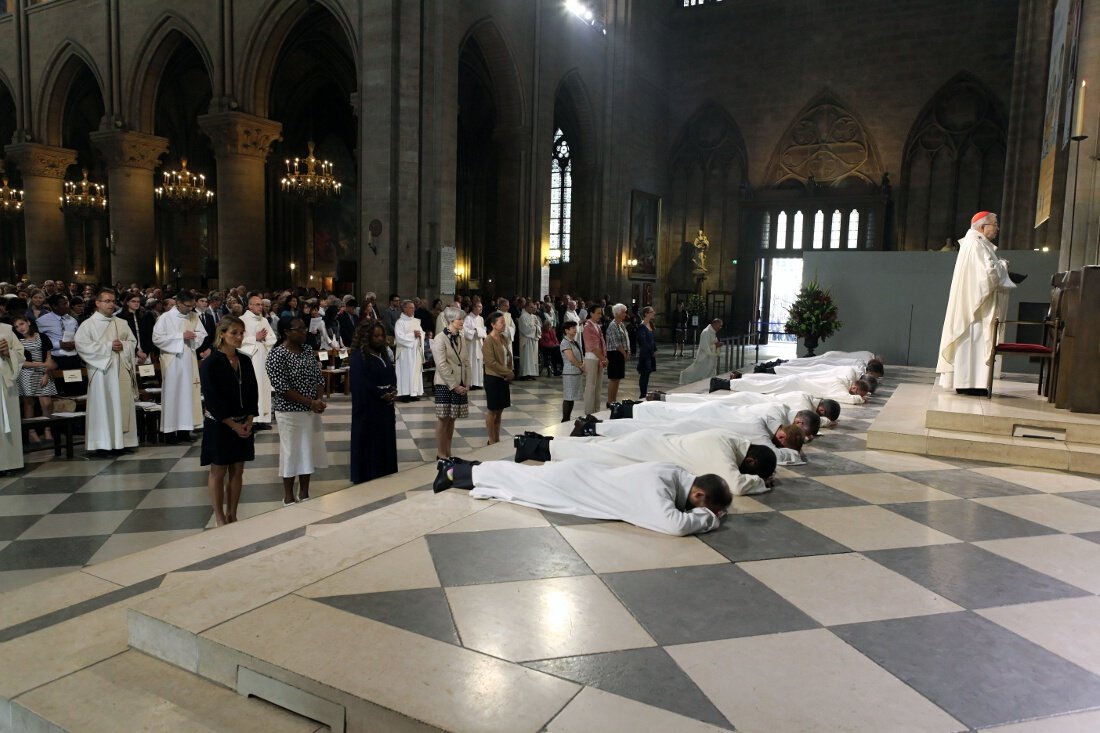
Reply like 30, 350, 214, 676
867, 376, 1100, 475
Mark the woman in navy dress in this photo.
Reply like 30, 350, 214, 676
350, 320, 399, 483
636, 306, 657, 399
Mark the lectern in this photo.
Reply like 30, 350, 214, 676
1052, 266, 1100, 413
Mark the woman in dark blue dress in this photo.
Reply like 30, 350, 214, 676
349, 320, 399, 483
636, 306, 657, 399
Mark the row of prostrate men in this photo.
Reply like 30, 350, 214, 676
431, 349, 885, 536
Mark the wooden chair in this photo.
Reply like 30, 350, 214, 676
987, 318, 1060, 399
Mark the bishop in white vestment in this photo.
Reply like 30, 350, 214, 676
679, 320, 722, 384
937, 211, 1015, 392
518, 306, 541, 378
76, 297, 138, 451
0, 324, 25, 470
241, 299, 277, 424
394, 302, 425, 398
152, 301, 206, 434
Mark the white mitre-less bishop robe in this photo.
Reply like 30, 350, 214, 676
240, 310, 277, 423
394, 313, 424, 397
679, 324, 719, 384
470, 460, 721, 536
518, 311, 541, 377
76, 312, 138, 451
936, 228, 1014, 389
0, 324, 25, 471
153, 308, 206, 433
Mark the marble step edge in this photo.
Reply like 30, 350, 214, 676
926, 408, 1100, 444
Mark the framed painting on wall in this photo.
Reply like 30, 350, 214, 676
629, 190, 660, 279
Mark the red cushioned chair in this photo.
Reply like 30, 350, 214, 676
987, 318, 1060, 399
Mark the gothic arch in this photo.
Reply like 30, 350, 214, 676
240, 0, 358, 118
460, 18, 525, 130
36, 40, 106, 145
899, 72, 1007, 250
128, 15, 215, 133
554, 70, 597, 165
764, 89, 883, 188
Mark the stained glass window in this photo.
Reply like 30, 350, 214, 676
549, 128, 572, 264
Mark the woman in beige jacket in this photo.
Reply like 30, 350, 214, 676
431, 306, 471, 461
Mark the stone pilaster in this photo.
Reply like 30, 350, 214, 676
2, 142, 77, 280
89, 130, 168, 286
198, 111, 282, 288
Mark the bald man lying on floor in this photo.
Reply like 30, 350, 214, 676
757, 351, 884, 378
516, 428, 778, 495
433, 459, 733, 536
657, 389, 842, 426
627, 397, 820, 444
717, 366, 873, 404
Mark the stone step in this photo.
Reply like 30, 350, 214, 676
5, 650, 324, 733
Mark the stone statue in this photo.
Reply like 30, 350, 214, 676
692, 230, 710, 275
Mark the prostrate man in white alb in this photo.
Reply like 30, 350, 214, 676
770, 353, 884, 378
679, 318, 722, 384
241, 293, 277, 430
517, 301, 541, 380
661, 389, 843, 427
152, 292, 206, 443
394, 299, 425, 402
630, 397, 820, 444
937, 211, 1016, 396
516, 428, 777, 495
433, 458, 733, 536
722, 367, 871, 404
0, 321, 25, 472
76, 288, 139, 456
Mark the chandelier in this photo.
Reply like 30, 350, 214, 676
59, 169, 107, 217
280, 141, 341, 202
155, 158, 214, 212
0, 162, 22, 218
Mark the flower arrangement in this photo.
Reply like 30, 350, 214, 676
686, 294, 706, 317
784, 280, 841, 349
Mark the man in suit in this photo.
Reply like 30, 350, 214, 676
338, 299, 358, 346
196, 295, 217, 358
378, 293, 401, 335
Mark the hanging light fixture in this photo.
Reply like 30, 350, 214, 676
0, 162, 23, 218
59, 169, 107, 216
280, 141, 341, 203
155, 158, 214, 213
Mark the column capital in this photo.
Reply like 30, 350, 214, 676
89, 130, 169, 170
198, 111, 283, 160
2, 143, 77, 178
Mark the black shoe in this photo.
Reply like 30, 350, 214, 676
433, 461, 454, 493
164, 434, 179, 445
709, 377, 732, 393
570, 418, 598, 437
87, 449, 112, 459
514, 433, 552, 462
1008, 271, 1028, 285
179, 431, 195, 442
583, 414, 603, 423
955, 388, 989, 397
254, 423, 272, 431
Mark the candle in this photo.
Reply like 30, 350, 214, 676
1074, 80, 1087, 138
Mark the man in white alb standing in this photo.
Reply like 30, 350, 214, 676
394, 299, 425, 401
152, 292, 206, 443
241, 293, 277, 429
517, 301, 541, 380
0, 321, 25, 471
76, 288, 139, 456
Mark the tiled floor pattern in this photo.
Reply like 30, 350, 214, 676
6, 355, 1100, 730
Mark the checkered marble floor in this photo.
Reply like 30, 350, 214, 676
0, 352, 687, 592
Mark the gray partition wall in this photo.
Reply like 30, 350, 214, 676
799, 250, 1060, 369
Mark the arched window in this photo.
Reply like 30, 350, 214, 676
549, 128, 572, 263
760, 212, 771, 249
812, 211, 824, 249
792, 211, 804, 250
847, 210, 860, 249
776, 211, 788, 250
830, 210, 842, 248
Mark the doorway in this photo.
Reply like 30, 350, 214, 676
754, 256, 803, 343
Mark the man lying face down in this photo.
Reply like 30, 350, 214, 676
434, 458, 739, 536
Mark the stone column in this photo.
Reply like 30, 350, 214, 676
198, 111, 282, 288
89, 130, 168, 286
2, 142, 76, 281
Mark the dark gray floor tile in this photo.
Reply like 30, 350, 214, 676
0, 515, 41, 541
154, 471, 212, 489
807, 433, 868, 451
1061, 490, 1100, 510
397, 450, 426, 463
833, 612, 1100, 729
786, 452, 882, 477
53, 490, 152, 514
246, 454, 281, 469
253, 433, 281, 444
427, 527, 591, 586
0, 535, 110, 570
538, 510, 611, 527
94, 458, 181, 475
884, 500, 1059, 542
1076, 531, 1100, 545
700, 512, 850, 562
753, 477, 869, 511
526, 647, 732, 730
314, 588, 459, 645
0, 474, 90, 495
236, 483, 287, 503
114, 506, 214, 534
896, 470, 1040, 499
311, 466, 351, 482
865, 544, 1089, 609
602, 564, 818, 645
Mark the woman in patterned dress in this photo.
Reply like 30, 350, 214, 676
13, 316, 57, 446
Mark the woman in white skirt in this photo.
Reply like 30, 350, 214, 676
266, 316, 329, 504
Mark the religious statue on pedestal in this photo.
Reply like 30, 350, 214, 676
692, 230, 710, 276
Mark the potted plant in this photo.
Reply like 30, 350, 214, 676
783, 280, 841, 356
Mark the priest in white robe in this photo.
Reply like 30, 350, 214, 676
726, 369, 868, 404
76, 289, 139, 453
664, 389, 838, 427
526, 428, 773, 495
0, 323, 25, 471
152, 295, 206, 438
773, 350, 878, 376
937, 211, 1015, 394
394, 300, 425, 400
463, 302, 486, 388
437, 459, 731, 536
517, 303, 541, 379
679, 318, 722, 384
241, 294, 277, 426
